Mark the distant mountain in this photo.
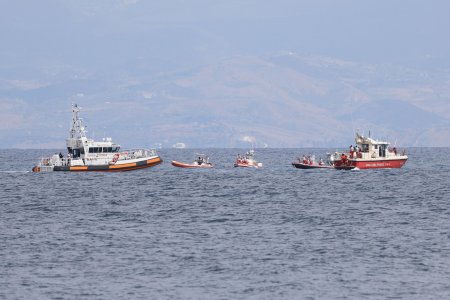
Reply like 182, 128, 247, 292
1, 52, 450, 148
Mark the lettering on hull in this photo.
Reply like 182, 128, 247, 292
354, 159, 407, 169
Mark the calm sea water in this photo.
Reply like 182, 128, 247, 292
1, 148, 450, 299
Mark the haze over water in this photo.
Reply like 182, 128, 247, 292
1, 0, 450, 148
1, 148, 450, 299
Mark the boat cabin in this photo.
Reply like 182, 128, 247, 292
354, 133, 393, 159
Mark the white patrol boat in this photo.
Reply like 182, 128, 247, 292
32, 104, 162, 172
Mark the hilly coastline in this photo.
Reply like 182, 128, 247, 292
1, 52, 449, 148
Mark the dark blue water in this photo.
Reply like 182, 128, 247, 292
1, 148, 450, 299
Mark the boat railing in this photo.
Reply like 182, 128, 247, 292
61, 158, 69, 166
39, 156, 72, 167
388, 147, 407, 157
39, 157, 52, 166
345, 148, 407, 160
118, 149, 158, 160
38, 149, 158, 166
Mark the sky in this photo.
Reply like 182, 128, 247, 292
2, 0, 449, 68
1, 0, 450, 148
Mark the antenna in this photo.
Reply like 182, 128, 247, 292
350, 112, 356, 136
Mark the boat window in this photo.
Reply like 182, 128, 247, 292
112, 147, 119, 152
380, 144, 386, 157
89, 148, 93, 153
94, 147, 99, 153
374, 145, 378, 150
103, 147, 108, 153
80, 148, 85, 154
107, 147, 112, 152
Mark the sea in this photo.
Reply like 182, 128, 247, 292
1, 148, 450, 300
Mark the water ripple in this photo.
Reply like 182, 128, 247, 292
1, 148, 450, 299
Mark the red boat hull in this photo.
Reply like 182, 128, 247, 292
334, 158, 407, 169
353, 158, 407, 169
171, 160, 213, 168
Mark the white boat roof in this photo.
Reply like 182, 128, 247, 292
355, 132, 389, 145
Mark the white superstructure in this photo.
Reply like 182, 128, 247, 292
33, 104, 162, 172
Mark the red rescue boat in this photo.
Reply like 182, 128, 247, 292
234, 150, 262, 168
331, 132, 408, 169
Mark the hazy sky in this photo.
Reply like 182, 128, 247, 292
1, 0, 450, 148
1, 0, 449, 71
